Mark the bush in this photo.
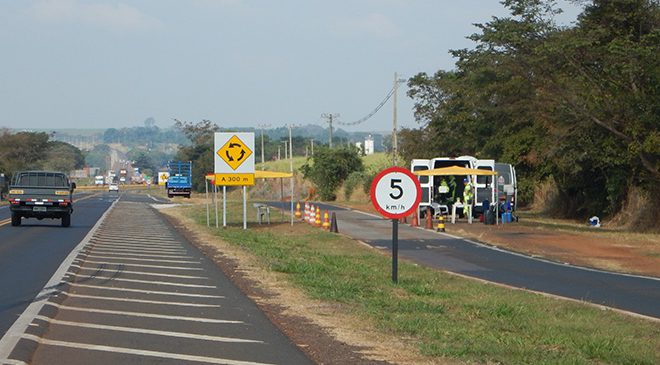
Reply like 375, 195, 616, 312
301, 147, 364, 201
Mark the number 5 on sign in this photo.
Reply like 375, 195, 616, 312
370, 167, 421, 219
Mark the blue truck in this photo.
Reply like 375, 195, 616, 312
166, 161, 192, 198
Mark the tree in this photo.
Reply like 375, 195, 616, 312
173, 119, 219, 192
301, 147, 364, 200
406, 0, 659, 224
42, 141, 84, 172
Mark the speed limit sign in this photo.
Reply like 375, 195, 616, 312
370, 166, 422, 219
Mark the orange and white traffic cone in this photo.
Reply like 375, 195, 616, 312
315, 207, 322, 227
309, 204, 316, 224
304, 202, 309, 222
322, 210, 330, 230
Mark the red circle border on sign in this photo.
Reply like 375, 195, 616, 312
369, 166, 422, 219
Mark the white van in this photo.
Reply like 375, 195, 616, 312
495, 163, 517, 211
474, 159, 496, 214
411, 159, 432, 214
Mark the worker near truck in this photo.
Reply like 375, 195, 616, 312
463, 177, 473, 216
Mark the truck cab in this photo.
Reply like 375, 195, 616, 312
7, 171, 76, 227
165, 161, 193, 198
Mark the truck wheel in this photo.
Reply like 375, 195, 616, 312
61, 214, 71, 227
11, 213, 21, 227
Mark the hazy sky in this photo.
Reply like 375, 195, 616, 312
0, 1, 582, 133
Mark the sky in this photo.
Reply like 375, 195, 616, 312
0, 0, 583, 133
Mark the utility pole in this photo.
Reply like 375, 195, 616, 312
392, 72, 399, 166
392, 72, 405, 166
288, 124, 294, 226
257, 124, 270, 169
310, 139, 315, 156
321, 113, 339, 148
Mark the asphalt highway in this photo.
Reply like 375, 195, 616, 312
269, 201, 660, 319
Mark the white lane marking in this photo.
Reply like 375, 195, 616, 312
83, 254, 200, 264
34, 316, 260, 343
69, 283, 224, 298
88, 245, 188, 254
86, 250, 193, 259
21, 334, 274, 365
91, 238, 182, 247
92, 235, 180, 242
147, 194, 160, 202
0, 199, 119, 360
67, 272, 217, 289
76, 260, 204, 270
75, 267, 209, 279
45, 303, 242, 324
62, 293, 220, 308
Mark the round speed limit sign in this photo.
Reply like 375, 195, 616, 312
370, 166, 422, 219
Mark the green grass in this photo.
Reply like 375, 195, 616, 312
177, 202, 660, 365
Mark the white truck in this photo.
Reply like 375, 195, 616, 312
411, 156, 515, 218
94, 175, 105, 186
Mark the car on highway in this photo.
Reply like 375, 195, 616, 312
108, 183, 119, 192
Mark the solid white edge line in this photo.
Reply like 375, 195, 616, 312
20, 334, 274, 365
0, 198, 120, 360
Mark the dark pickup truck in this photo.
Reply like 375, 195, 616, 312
7, 171, 76, 227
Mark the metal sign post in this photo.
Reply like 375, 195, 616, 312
370, 167, 421, 283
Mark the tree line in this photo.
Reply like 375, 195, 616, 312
399, 0, 659, 229
0, 129, 85, 185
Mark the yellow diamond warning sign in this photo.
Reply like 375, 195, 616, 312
217, 135, 253, 171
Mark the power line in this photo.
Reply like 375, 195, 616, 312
336, 86, 397, 127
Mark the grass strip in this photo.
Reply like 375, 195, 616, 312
179, 202, 660, 365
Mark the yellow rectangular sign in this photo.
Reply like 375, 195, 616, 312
214, 173, 255, 186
